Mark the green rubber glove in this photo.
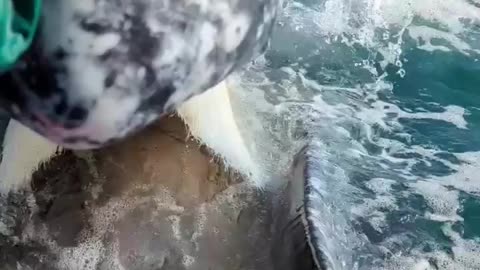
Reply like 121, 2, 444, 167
0, 0, 41, 72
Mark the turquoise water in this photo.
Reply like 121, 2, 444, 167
232, 0, 480, 268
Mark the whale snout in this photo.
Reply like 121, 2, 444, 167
0, 0, 280, 148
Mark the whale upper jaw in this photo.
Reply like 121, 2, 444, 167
0, 0, 281, 148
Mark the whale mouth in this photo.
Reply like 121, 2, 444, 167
0, 114, 324, 270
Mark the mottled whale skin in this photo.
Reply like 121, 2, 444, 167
0, 0, 280, 149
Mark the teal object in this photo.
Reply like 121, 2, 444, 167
0, 0, 41, 72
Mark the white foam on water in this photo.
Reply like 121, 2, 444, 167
366, 178, 396, 194
57, 240, 105, 270
230, 41, 477, 267
348, 82, 476, 267
357, 99, 469, 130
102, 240, 127, 270
182, 255, 196, 267
228, 0, 480, 264
49, 184, 190, 269
370, 0, 479, 56
378, 0, 480, 33
286, 0, 480, 72
168, 215, 182, 240
231, 73, 479, 269
235, 1, 480, 270
54, 197, 134, 269
410, 181, 463, 222
352, 195, 397, 233
395, 225, 480, 270
351, 178, 398, 232
440, 225, 480, 269
372, 256, 434, 270
437, 151, 480, 194
408, 25, 479, 55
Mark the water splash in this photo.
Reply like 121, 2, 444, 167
228, 0, 480, 268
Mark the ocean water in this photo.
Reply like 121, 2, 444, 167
229, 0, 480, 269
